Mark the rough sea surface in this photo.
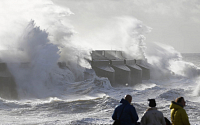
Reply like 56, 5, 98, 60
0, 0, 200, 124
1, 53, 200, 124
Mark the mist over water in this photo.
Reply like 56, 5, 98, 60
0, 0, 153, 99
0, 0, 200, 124
0, 0, 89, 99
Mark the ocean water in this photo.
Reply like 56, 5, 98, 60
1, 53, 200, 125
0, 0, 200, 124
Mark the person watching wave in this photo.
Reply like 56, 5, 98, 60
170, 97, 190, 125
140, 99, 166, 125
112, 95, 139, 125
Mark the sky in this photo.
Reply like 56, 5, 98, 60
52, 0, 200, 53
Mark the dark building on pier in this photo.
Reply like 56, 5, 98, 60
90, 50, 150, 86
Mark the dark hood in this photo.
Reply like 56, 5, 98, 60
120, 98, 130, 105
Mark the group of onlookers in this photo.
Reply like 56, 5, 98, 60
112, 95, 190, 125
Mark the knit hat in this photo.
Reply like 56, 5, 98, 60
148, 99, 156, 107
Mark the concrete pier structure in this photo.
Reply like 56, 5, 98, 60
0, 63, 18, 99
91, 60, 115, 84
110, 60, 131, 86
125, 59, 142, 85
136, 60, 150, 80
91, 50, 150, 86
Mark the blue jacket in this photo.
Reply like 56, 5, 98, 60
112, 98, 139, 125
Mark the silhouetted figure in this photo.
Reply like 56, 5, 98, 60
140, 99, 166, 125
170, 97, 190, 125
112, 95, 139, 125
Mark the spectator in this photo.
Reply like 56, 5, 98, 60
170, 97, 190, 125
140, 99, 166, 125
112, 95, 139, 125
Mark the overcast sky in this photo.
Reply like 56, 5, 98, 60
52, 0, 200, 53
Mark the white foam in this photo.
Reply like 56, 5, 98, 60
0, 0, 200, 124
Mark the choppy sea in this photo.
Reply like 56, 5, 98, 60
0, 53, 199, 124
0, 0, 200, 124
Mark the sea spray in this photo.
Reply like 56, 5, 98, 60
0, 0, 199, 124
169, 60, 200, 78
145, 42, 182, 80
0, 0, 92, 99
0, 0, 73, 50
7, 21, 61, 99
70, 16, 151, 60
116, 16, 151, 61
6, 21, 92, 99
59, 46, 91, 82
192, 77, 200, 96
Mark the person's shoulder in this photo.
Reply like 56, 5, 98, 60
142, 110, 153, 116
146, 108, 163, 114
125, 104, 136, 110
157, 110, 164, 115
178, 107, 186, 113
115, 103, 123, 109
129, 104, 136, 108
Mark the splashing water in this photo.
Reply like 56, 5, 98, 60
0, 0, 200, 124
0, 0, 89, 99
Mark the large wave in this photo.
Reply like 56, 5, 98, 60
0, 0, 89, 99
1, 0, 200, 100
145, 42, 200, 80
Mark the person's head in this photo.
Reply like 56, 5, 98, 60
175, 97, 186, 107
148, 99, 156, 107
125, 95, 132, 104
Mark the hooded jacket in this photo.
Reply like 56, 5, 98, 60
169, 101, 190, 125
112, 98, 139, 125
140, 107, 166, 125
